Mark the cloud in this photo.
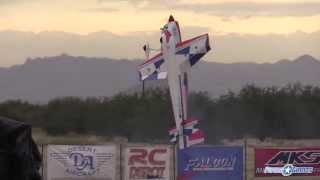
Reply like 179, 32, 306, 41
97, 0, 163, 4
172, 2, 320, 17
97, 0, 176, 8
0, 0, 34, 6
97, 0, 320, 17
0, 0, 22, 3
83, 7, 118, 13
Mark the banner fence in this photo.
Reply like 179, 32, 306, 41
35, 141, 320, 180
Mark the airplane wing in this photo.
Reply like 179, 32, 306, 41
138, 52, 167, 81
176, 34, 211, 71
138, 34, 210, 81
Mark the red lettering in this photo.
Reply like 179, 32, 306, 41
129, 166, 165, 179
149, 149, 167, 165
129, 148, 167, 166
129, 149, 147, 165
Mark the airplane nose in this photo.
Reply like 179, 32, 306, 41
169, 15, 175, 22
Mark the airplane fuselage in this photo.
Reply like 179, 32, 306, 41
161, 21, 186, 149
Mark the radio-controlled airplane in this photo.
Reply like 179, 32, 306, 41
138, 15, 211, 149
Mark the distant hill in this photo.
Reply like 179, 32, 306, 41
1, 30, 320, 66
190, 54, 320, 97
0, 54, 319, 102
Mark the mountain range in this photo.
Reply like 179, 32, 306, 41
0, 54, 319, 102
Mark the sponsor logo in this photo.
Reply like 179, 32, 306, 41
50, 146, 113, 177
128, 148, 168, 179
255, 149, 320, 177
282, 164, 294, 176
178, 147, 244, 180
263, 164, 313, 176
184, 156, 237, 171
266, 151, 320, 166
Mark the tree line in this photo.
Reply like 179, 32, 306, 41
1, 83, 320, 143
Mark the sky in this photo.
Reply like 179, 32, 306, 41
0, 0, 319, 66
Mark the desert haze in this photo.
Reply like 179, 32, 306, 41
0, 54, 319, 102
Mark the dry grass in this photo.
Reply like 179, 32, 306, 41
32, 128, 128, 145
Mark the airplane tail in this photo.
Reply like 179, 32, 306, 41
168, 118, 205, 148
169, 127, 179, 143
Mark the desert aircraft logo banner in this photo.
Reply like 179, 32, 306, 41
46, 145, 117, 180
255, 148, 320, 177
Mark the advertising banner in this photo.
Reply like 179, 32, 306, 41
255, 148, 320, 177
123, 144, 173, 180
46, 145, 117, 180
178, 146, 243, 180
